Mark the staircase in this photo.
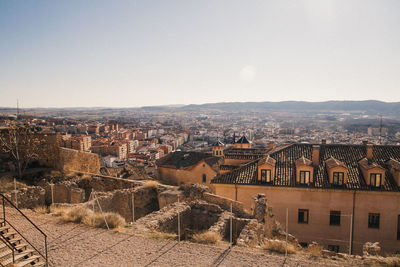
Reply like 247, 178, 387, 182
0, 194, 48, 267
0, 224, 45, 267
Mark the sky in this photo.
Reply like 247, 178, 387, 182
0, 0, 400, 108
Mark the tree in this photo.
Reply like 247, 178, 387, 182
0, 122, 45, 179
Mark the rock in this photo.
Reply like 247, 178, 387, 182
363, 242, 381, 256
237, 219, 265, 247
322, 249, 337, 258
158, 189, 183, 209
253, 194, 267, 223
190, 200, 222, 214
179, 183, 211, 198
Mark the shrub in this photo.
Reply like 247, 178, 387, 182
147, 231, 177, 241
261, 239, 296, 254
49, 205, 70, 216
34, 206, 48, 214
62, 206, 93, 224
49, 205, 126, 229
192, 231, 222, 244
82, 212, 126, 229
307, 243, 323, 258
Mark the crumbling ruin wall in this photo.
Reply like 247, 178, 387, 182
76, 176, 141, 200
189, 201, 222, 231
58, 148, 101, 174
38, 180, 85, 205
203, 193, 246, 216
9, 186, 45, 209
85, 186, 159, 222
236, 219, 265, 247
136, 202, 192, 233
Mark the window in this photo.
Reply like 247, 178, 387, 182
298, 209, 309, 224
330, 211, 341, 226
328, 245, 339, 253
368, 213, 380, 228
370, 173, 382, 187
333, 172, 344, 186
299, 171, 310, 184
397, 215, 400, 240
260, 169, 271, 183
202, 174, 206, 183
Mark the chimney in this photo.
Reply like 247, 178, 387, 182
312, 145, 320, 166
366, 144, 373, 161
321, 139, 326, 145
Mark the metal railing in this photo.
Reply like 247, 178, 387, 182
0, 193, 48, 266
0, 230, 16, 265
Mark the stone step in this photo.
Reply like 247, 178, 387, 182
0, 226, 10, 233
7, 237, 23, 245
2, 231, 17, 239
1, 249, 35, 266
0, 247, 12, 259
33, 261, 46, 267
15, 255, 41, 267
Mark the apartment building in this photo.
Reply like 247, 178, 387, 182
211, 143, 400, 254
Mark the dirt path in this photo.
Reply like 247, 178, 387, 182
18, 210, 348, 267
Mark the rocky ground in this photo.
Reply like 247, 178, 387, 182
16, 209, 360, 267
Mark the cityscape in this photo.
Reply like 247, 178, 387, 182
1, 0, 400, 266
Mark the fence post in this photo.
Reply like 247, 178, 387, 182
2, 197, 5, 223
13, 177, 18, 208
50, 183, 54, 204
96, 196, 109, 230
177, 196, 180, 242
230, 202, 233, 248
349, 214, 353, 255
131, 191, 135, 223
285, 208, 288, 257
91, 189, 95, 226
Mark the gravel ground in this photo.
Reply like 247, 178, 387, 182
16, 210, 350, 267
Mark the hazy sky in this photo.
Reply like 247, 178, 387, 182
1, 0, 400, 108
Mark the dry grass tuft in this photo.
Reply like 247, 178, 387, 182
140, 181, 159, 189
49, 205, 125, 229
62, 206, 93, 224
261, 239, 296, 254
82, 212, 126, 229
192, 231, 222, 244
373, 256, 400, 267
34, 206, 48, 214
0, 177, 27, 193
49, 205, 70, 216
307, 243, 323, 258
147, 231, 177, 241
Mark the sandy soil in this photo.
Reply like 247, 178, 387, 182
16, 210, 351, 267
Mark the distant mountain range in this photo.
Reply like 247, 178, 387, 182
142, 100, 400, 116
1, 100, 400, 117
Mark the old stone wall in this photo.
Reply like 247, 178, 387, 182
58, 148, 100, 174
203, 193, 247, 217
84, 186, 159, 222
76, 176, 142, 200
9, 186, 45, 209
136, 202, 192, 233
